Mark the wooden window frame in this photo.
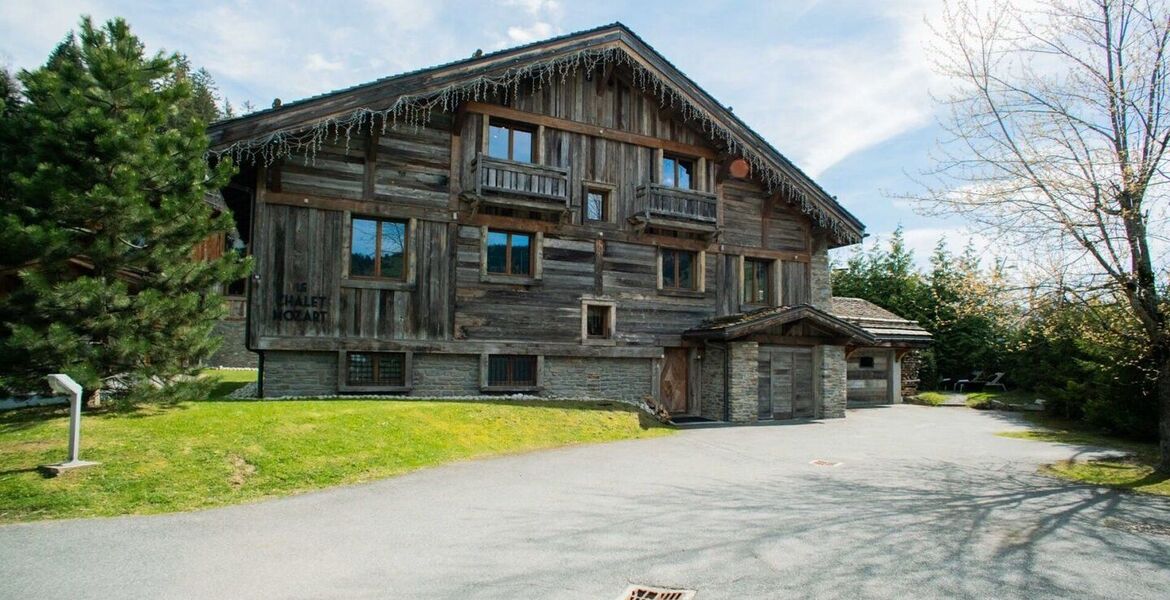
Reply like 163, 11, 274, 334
480, 226, 543, 284
741, 256, 775, 306
656, 247, 705, 295
662, 153, 697, 190
580, 299, 617, 345
337, 350, 413, 393
486, 118, 538, 163
480, 353, 542, 392
581, 181, 616, 224
345, 215, 415, 289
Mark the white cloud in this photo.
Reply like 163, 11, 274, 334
499, 0, 561, 17
305, 53, 344, 72
504, 21, 558, 45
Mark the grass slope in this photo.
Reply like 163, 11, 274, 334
0, 386, 672, 523
998, 415, 1169, 496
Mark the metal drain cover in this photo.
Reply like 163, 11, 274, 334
617, 584, 697, 600
810, 459, 842, 467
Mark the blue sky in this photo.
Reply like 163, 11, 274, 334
0, 0, 979, 266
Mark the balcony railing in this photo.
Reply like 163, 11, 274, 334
635, 183, 718, 224
472, 153, 571, 210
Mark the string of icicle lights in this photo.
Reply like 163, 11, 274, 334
209, 45, 860, 244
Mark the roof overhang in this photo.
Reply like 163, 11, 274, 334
205, 23, 865, 246
684, 304, 877, 343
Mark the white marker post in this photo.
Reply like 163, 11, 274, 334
39, 374, 100, 476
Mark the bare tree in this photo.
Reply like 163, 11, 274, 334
925, 0, 1170, 469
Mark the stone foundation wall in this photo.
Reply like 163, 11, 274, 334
542, 356, 653, 403
411, 353, 480, 396
205, 320, 256, 368
818, 345, 847, 418
727, 341, 759, 423
700, 346, 726, 421
261, 351, 337, 397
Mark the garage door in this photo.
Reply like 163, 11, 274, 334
758, 346, 815, 420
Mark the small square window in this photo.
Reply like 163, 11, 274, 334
584, 188, 609, 222
347, 353, 406, 386
859, 356, 875, 369
585, 304, 613, 339
663, 154, 695, 189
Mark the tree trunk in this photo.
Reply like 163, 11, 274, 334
1159, 352, 1170, 473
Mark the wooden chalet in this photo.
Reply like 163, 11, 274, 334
206, 23, 924, 420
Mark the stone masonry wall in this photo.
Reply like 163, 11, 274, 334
205, 319, 257, 368
700, 345, 726, 421
262, 351, 337, 397
543, 356, 653, 403
727, 341, 759, 423
411, 353, 480, 396
809, 237, 832, 311
818, 345, 847, 418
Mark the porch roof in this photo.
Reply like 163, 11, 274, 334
683, 304, 876, 343
829, 297, 933, 347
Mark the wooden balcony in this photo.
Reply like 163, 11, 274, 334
632, 183, 719, 235
471, 153, 571, 214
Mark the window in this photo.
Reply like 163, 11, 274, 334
585, 189, 608, 222
487, 119, 535, 163
487, 355, 538, 387
584, 304, 614, 340
743, 258, 772, 304
351, 217, 407, 279
347, 353, 406, 386
662, 154, 695, 189
859, 356, 875, 369
485, 229, 533, 276
661, 248, 698, 291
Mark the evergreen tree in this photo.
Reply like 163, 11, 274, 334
0, 17, 249, 403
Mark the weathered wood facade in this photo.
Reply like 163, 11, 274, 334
208, 23, 903, 421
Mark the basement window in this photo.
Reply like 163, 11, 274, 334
484, 354, 539, 390
339, 351, 413, 392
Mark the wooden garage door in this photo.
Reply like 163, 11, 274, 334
758, 346, 815, 420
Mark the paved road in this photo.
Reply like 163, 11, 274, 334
2, 405, 1168, 599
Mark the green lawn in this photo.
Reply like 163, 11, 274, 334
998, 414, 1169, 496
0, 372, 672, 523
910, 392, 948, 406
966, 389, 1039, 409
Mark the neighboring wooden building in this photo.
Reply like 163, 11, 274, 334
206, 23, 925, 421
830, 297, 932, 405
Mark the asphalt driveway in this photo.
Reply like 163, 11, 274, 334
2, 405, 1168, 599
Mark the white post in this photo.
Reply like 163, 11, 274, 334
41, 374, 98, 475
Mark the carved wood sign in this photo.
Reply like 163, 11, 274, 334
272, 282, 328, 323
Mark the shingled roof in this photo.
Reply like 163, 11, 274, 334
830, 297, 932, 346
206, 23, 865, 246
684, 304, 876, 343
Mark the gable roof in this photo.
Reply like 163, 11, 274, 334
683, 304, 876, 342
830, 297, 933, 346
207, 23, 864, 246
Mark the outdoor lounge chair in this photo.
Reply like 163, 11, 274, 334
954, 371, 983, 391
981, 372, 1007, 392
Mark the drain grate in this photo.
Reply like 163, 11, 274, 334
810, 459, 842, 467
618, 584, 697, 600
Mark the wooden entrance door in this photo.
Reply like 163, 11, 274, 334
660, 348, 689, 414
758, 346, 815, 419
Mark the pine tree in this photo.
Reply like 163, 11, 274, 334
0, 17, 249, 403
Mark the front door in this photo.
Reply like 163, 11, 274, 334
660, 347, 689, 414
758, 346, 815, 419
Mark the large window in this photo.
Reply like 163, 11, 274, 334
743, 258, 772, 304
661, 248, 698, 291
486, 229, 533, 276
662, 154, 695, 189
351, 217, 407, 279
487, 355, 538, 387
487, 119, 535, 163
346, 353, 406, 387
